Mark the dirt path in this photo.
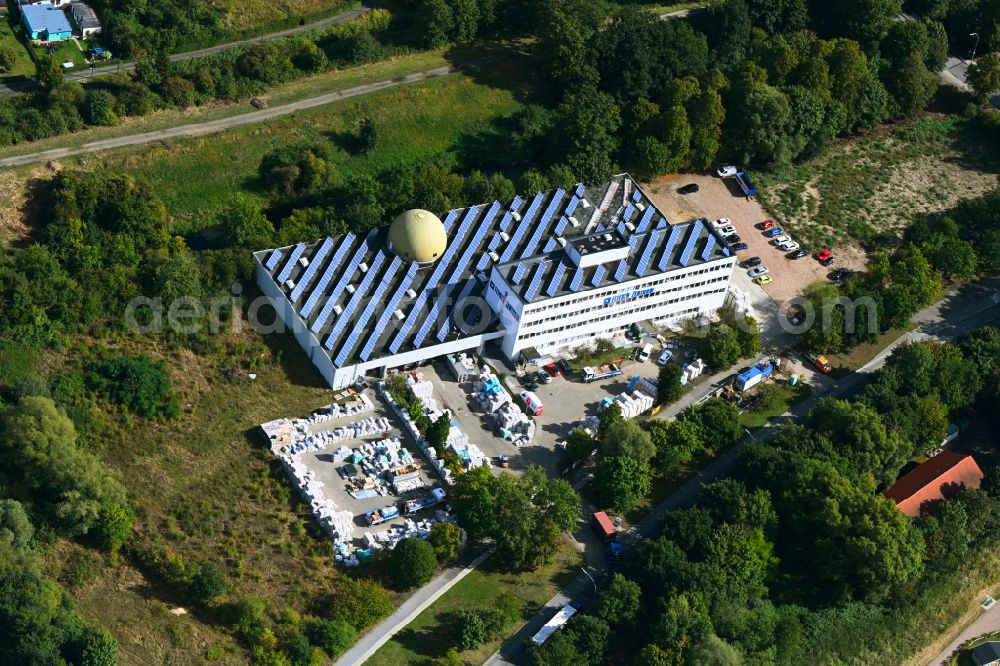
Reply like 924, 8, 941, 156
0, 61, 486, 169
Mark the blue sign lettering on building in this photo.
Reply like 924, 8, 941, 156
603, 287, 655, 307
489, 280, 519, 319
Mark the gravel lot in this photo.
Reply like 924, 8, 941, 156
642, 173, 868, 305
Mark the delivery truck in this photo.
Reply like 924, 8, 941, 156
591, 511, 618, 542
364, 505, 400, 526
582, 362, 624, 383
805, 352, 832, 373
402, 487, 447, 515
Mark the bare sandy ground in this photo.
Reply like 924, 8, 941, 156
642, 173, 868, 305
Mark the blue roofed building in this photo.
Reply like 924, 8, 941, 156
21, 2, 73, 41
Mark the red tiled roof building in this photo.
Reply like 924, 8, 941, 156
883, 452, 984, 517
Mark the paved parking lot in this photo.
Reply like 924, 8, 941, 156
644, 173, 867, 304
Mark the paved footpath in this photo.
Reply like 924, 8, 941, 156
928, 600, 1000, 666
0, 62, 480, 169
0, 6, 372, 95
335, 547, 493, 666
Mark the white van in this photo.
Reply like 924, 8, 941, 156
519, 391, 544, 416
637, 344, 652, 362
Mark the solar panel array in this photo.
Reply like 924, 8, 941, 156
311, 236, 370, 333
591, 264, 606, 287
575, 183, 585, 197
509, 195, 523, 211
569, 268, 585, 292
442, 210, 459, 232
512, 263, 527, 284
543, 237, 557, 253
658, 225, 683, 272
635, 206, 655, 233
265, 249, 283, 270
523, 262, 546, 301
476, 253, 491, 271
722, 246, 731, 256
632, 190, 642, 203
499, 192, 543, 263
299, 233, 356, 318
701, 234, 716, 261
545, 262, 567, 297
678, 219, 704, 267
565, 197, 579, 216
554, 216, 569, 236
326, 251, 388, 353
636, 229, 661, 278
359, 262, 419, 362
520, 189, 565, 259
277, 243, 306, 284
437, 277, 480, 342
623, 204, 635, 222
290, 237, 333, 303
332, 254, 401, 366
613, 257, 629, 282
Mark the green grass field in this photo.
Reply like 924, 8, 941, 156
753, 116, 1000, 249
36, 38, 88, 69
738, 382, 812, 430
0, 18, 35, 79
94, 55, 528, 219
366, 540, 581, 666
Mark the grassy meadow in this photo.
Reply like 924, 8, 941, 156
753, 116, 1000, 249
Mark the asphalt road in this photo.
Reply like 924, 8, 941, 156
485, 279, 1000, 666
0, 62, 474, 169
0, 6, 371, 95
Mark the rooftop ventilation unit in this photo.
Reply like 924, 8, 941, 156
489, 251, 499, 262
636, 203, 646, 211
625, 222, 636, 233
406, 289, 417, 299
346, 284, 355, 294
334, 304, 343, 315
557, 237, 567, 246
394, 309, 405, 320
359, 263, 369, 273
299, 256, 309, 267
512, 211, 522, 221
500, 232, 510, 242
284, 280, 295, 290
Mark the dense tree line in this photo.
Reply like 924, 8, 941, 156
530, 330, 1000, 664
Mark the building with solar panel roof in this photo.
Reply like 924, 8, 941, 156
254, 174, 737, 388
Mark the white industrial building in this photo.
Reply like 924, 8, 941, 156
254, 174, 737, 389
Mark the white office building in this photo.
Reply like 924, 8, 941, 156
254, 174, 737, 389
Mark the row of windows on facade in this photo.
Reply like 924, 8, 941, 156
516, 287, 726, 342
535, 307, 701, 350
521, 261, 733, 316
520, 275, 730, 330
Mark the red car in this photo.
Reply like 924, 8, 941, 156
815, 249, 832, 261
757, 219, 775, 231
543, 363, 561, 377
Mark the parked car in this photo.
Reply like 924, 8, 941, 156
819, 255, 836, 266
815, 249, 832, 261
755, 275, 773, 285
537, 371, 552, 384
726, 235, 743, 245
757, 219, 775, 230
658, 350, 673, 365
716, 166, 738, 177
719, 225, 737, 236
778, 241, 800, 252
829, 268, 851, 282
730, 242, 750, 251
637, 344, 653, 362
558, 359, 573, 375
788, 249, 808, 259
711, 217, 732, 228
677, 183, 699, 194
771, 235, 790, 245
747, 266, 769, 278
543, 363, 561, 377
741, 256, 762, 268
764, 228, 785, 237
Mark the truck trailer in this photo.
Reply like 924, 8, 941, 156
531, 602, 579, 645
734, 360, 775, 392
583, 362, 624, 383
364, 505, 400, 526
591, 511, 618, 542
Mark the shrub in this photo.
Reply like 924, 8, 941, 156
389, 537, 437, 589
87, 355, 179, 418
189, 561, 227, 601
327, 578, 393, 630
79, 627, 118, 666
455, 609, 488, 651
430, 522, 462, 562
305, 618, 355, 657
10, 373, 50, 402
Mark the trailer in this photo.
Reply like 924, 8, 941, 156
591, 511, 618, 542
735, 171, 757, 197
402, 487, 447, 515
531, 602, 579, 645
734, 360, 775, 392
583, 362, 623, 383
364, 504, 400, 526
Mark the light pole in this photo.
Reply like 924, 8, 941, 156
970, 32, 980, 62
581, 567, 596, 596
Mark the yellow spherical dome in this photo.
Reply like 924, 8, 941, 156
388, 209, 447, 264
